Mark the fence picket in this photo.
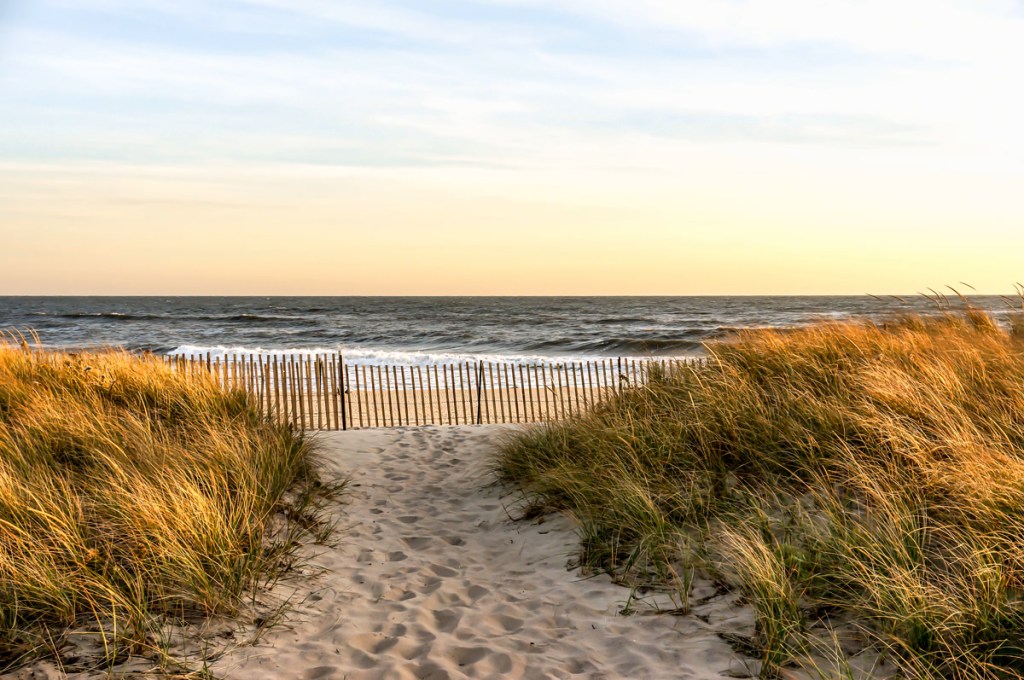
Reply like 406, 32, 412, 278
434, 366, 446, 426
354, 365, 364, 429
586, 360, 596, 407
401, 366, 409, 427
303, 357, 313, 429
498, 364, 509, 424
492, 362, 500, 424
322, 356, 331, 430
291, 359, 301, 427
373, 364, 382, 427
322, 356, 332, 430
389, 366, 397, 426
443, 365, 453, 425
530, 364, 541, 422
314, 357, 323, 430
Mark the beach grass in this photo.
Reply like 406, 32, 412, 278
0, 338, 335, 673
498, 309, 1024, 677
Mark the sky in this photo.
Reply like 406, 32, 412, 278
1, 0, 1022, 295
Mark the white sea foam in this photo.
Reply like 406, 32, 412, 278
165, 344, 695, 367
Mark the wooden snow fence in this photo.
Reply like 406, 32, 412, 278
162, 353, 709, 430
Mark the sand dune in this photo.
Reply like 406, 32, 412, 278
207, 426, 756, 679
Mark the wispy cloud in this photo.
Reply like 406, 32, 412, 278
1, 0, 1022, 173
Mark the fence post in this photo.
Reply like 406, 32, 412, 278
339, 354, 348, 431
476, 361, 484, 425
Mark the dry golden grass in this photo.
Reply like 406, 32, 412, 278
499, 309, 1024, 678
0, 338, 335, 673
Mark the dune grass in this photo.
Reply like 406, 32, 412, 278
498, 309, 1024, 678
0, 338, 336, 673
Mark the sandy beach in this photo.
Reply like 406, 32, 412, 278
201, 425, 755, 679
3, 423, 758, 680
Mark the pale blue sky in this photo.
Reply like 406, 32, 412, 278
1, 1, 1022, 294
0, 0, 963, 166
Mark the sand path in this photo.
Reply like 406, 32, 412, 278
211, 426, 752, 679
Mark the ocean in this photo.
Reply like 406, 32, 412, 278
0, 295, 1015, 366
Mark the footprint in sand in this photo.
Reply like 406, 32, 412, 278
448, 645, 489, 667
466, 584, 489, 601
432, 609, 462, 633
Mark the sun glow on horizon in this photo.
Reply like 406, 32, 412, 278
1, 1, 1022, 295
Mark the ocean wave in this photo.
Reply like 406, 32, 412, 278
31, 312, 167, 321
526, 336, 706, 354
220, 313, 319, 323
33, 311, 321, 325
591, 317, 653, 325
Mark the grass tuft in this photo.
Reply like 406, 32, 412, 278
0, 340, 336, 673
498, 309, 1024, 677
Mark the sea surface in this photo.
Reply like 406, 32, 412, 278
0, 296, 1017, 365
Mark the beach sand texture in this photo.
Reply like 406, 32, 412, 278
205, 426, 755, 679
